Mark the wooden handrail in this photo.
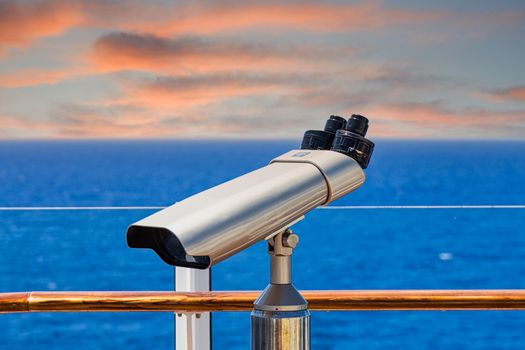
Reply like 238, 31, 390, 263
2, 290, 525, 314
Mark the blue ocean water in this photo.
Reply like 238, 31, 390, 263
0, 140, 524, 349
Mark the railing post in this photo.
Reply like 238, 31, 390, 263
175, 267, 211, 350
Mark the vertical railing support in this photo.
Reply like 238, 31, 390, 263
175, 267, 211, 350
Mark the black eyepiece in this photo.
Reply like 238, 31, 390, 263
331, 114, 375, 169
346, 114, 368, 136
324, 115, 347, 134
301, 115, 346, 150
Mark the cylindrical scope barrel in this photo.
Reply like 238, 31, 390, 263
127, 150, 365, 268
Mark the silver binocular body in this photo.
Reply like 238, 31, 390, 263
127, 149, 365, 269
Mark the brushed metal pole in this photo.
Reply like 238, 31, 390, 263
251, 229, 310, 350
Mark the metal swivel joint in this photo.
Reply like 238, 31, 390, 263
268, 229, 299, 285
251, 229, 310, 350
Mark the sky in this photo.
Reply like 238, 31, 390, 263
0, 0, 524, 140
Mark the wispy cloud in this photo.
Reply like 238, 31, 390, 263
0, 67, 90, 88
141, 1, 440, 35
0, 1, 84, 54
90, 32, 352, 74
368, 102, 525, 139
114, 71, 324, 109
487, 86, 525, 102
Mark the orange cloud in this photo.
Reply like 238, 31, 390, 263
41, 103, 239, 138
111, 72, 312, 111
90, 32, 347, 74
0, 114, 56, 138
0, 66, 92, 88
53, 105, 172, 138
489, 86, 525, 102
366, 102, 525, 138
144, 1, 439, 36
0, 1, 84, 52
0, 107, 185, 139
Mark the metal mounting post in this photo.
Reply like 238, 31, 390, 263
251, 229, 310, 350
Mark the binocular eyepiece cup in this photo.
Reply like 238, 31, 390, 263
345, 114, 368, 136
301, 114, 375, 169
324, 115, 347, 133
300, 115, 346, 151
